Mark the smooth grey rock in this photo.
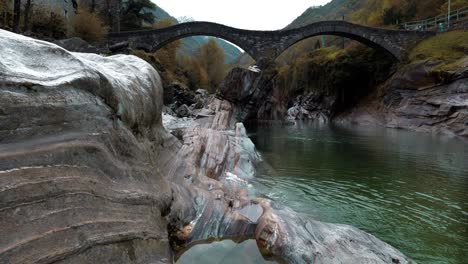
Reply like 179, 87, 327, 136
0, 29, 172, 264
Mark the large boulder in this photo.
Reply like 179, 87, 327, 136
53, 37, 101, 53
0, 29, 172, 263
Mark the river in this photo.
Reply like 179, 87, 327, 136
178, 122, 468, 264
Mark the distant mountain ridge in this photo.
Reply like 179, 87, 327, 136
151, 4, 241, 63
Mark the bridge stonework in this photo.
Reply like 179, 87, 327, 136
109, 21, 435, 69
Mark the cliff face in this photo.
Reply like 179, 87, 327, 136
336, 60, 468, 137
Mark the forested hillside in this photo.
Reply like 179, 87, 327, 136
288, 0, 467, 28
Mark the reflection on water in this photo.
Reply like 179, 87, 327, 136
248, 122, 468, 264
176, 240, 275, 264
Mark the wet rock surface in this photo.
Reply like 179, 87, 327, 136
1, 30, 414, 264
287, 91, 337, 122
336, 60, 468, 137
160, 93, 414, 264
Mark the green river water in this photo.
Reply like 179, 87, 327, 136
178, 122, 468, 264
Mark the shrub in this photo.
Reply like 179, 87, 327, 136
69, 7, 108, 43
409, 31, 468, 62
30, 5, 67, 38
0, 0, 12, 30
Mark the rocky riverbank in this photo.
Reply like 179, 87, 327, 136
220, 59, 467, 138
335, 59, 468, 137
1, 30, 414, 264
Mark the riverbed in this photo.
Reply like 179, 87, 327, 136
178, 122, 468, 264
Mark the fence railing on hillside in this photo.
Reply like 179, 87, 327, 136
401, 6, 468, 31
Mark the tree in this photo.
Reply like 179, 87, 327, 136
120, 0, 156, 30
382, 6, 403, 25
0, 0, 12, 29
13, 0, 20, 32
194, 39, 226, 92
69, 6, 108, 43
22, 0, 32, 31
153, 18, 181, 72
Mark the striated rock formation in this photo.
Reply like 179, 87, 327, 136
336, 60, 468, 137
0, 29, 173, 263
1, 29, 414, 264
160, 98, 414, 264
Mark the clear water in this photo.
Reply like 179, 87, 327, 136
176, 240, 275, 264
178, 122, 468, 264
248, 122, 468, 264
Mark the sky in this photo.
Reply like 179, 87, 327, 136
154, 0, 332, 30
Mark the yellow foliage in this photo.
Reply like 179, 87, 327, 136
409, 31, 468, 62
69, 7, 108, 43
440, 0, 467, 13
179, 56, 209, 90
154, 18, 180, 72
194, 39, 226, 92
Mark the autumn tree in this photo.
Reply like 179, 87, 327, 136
153, 18, 181, 73
179, 56, 209, 90
69, 6, 108, 43
193, 39, 226, 92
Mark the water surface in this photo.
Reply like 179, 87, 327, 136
248, 122, 468, 264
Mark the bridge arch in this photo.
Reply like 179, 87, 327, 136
108, 21, 433, 69
273, 21, 408, 62
110, 22, 267, 62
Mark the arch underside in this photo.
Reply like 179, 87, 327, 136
277, 31, 399, 61
151, 33, 258, 62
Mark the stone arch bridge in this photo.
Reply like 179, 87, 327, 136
108, 21, 434, 68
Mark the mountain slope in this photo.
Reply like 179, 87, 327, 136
287, 0, 451, 28
151, 4, 241, 63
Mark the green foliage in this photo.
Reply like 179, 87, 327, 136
409, 31, 468, 62
121, 0, 156, 30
